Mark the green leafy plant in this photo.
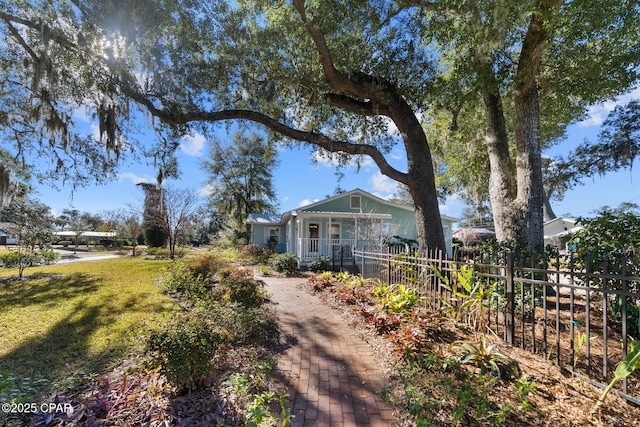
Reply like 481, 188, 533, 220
333, 271, 352, 284
257, 264, 274, 276
160, 261, 211, 305
572, 332, 596, 372
0, 249, 58, 277
435, 264, 496, 332
245, 390, 292, 427
372, 280, 394, 299
272, 253, 298, 275
147, 312, 223, 392
613, 297, 640, 338
308, 258, 330, 272
514, 378, 536, 410
597, 341, 640, 407
379, 284, 420, 314
216, 268, 268, 308
451, 337, 519, 379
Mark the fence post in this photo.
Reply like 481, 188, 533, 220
505, 250, 515, 345
352, 246, 356, 274
387, 245, 392, 285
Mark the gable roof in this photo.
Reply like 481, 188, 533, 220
295, 188, 413, 212
544, 217, 577, 227
247, 188, 459, 223
246, 213, 283, 225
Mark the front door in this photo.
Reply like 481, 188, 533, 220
309, 223, 319, 253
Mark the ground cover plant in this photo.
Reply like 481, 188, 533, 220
308, 271, 640, 426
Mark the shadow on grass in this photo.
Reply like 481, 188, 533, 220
0, 273, 98, 312
0, 272, 173, 401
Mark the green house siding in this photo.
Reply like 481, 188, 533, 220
248, 189, 457, 260
249, 223, 286, 252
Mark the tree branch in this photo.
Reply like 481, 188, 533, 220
324, 93, 388, 116
0, 11, 77, 50
126, 83, 408, 184
291, 0, 393, 107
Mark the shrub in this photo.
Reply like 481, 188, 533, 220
216, 267, 267, 308
58, 241, 71, 247
0, 250, 59, 277
204, 303, 273, 344
272, 253, 297, 275
308, 258, 330, 272
161, 261, 211, 304
189, 253, 224, 279
240, 243, 273, 263
257, 265, 273, 276
146, 247, 188, 259
147, 312, 223, 391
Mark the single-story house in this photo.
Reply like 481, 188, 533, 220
247, 188, 458, 265
0, 222, 19, 245
55, 230, 117, 243
544, 217, 581, 252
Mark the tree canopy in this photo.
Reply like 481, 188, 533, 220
1, 0, 638, 253
202, 130, 278, 231
544, 99, 640, 219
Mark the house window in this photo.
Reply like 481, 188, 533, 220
350, 195, 361, 209
330, 223, 340, 241
269, 228, 279, 243
309, 223, 319, 252
266, 227, 279, 249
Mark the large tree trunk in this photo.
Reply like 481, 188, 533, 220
389, 94, 446, 255
480, 0, 561, 251
483, 85, 519, 242
510, 0, 562, 250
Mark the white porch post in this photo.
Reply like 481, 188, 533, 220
354, 217, 358, 248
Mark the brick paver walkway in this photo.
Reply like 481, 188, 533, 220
262, 276, 395, 426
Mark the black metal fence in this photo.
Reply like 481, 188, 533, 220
352, 246, 640, 404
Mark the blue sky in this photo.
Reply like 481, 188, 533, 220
32, 88, 640, 224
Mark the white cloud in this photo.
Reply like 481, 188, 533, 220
197, 184, 215, 197
370, 172, 398, 194
579, 86, 640, 128
372, 192, 394, 200
118, 172, 154, 185
180, 132, 206, 157
298, 198, 319, 207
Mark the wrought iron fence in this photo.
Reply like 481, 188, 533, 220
352, 245, 640, 404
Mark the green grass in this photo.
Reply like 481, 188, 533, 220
0, 257, 178, 400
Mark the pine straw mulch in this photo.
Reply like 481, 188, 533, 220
309, 278, 640, 427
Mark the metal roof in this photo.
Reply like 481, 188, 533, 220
246, 213, 283, 225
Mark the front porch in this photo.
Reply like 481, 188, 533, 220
298, 238, 357, 262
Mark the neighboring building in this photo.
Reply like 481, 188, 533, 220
452, 227, 496, 247
247, 188, 458, 265
0, 222, 19, 245
55, 231, 117, 243
544, 217, 581, 252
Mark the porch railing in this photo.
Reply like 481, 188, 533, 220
298, 238, 356, 260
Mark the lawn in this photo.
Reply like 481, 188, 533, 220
0, 257, 178, 401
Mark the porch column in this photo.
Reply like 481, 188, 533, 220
354, 217, 358, 248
